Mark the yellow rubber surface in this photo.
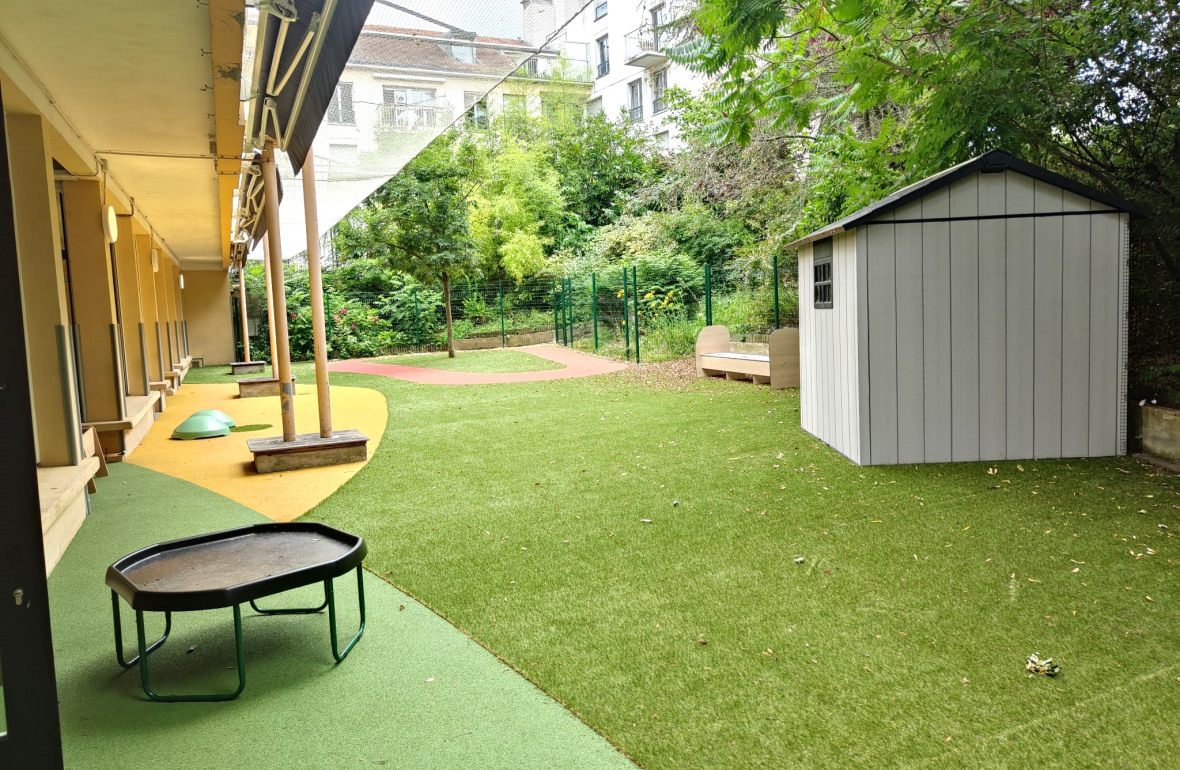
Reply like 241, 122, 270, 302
127, 383, 387, 522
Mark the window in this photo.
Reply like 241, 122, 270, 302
595, 0, 608, 19
503, 93, 526, 111
328, 143, 359, 171
627, 79, 643, 122
326, 82, 354, 125
449, 44, 476, 64
650, 4, 667, 49
813, 237, 833, 308
464, 91, 489, 129
655, 131, 670, 149
382, 86, 440, 130
542, 92, 583, 126
596, 36, 610, 78
651, 69, 668, 114
586, 97, 603, 118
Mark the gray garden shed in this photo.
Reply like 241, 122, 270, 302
789, 150, 1146, 465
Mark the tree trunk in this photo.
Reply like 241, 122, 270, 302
442, 273, 455, 358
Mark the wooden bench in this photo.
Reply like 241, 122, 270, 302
230, 360, 265, 375
695, 324, 799, 389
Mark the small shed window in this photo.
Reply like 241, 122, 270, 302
813, 237, 833, 309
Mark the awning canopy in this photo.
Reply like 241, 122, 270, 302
235, 0, 374, 257
246, 0, 375, 173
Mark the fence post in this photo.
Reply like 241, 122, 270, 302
591, 272, 598, 350
632, 265, 640, 364
499, 280, 506, 348
324, 286, 332, 359
704, 263, 713, 326
552, 279, 560, 344
622, 267, 630, 362
559, 279, 567, 345
772, 254, 780, 329
412, 286, 421, 352
566, 277, 574, 346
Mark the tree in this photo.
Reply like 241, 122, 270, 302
546, 114, 664, 228
364, 137, 478, 357
470, 140, 566, 281
675, 0, 1180, 383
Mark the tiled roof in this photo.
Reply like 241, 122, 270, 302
351, 26, 528, 75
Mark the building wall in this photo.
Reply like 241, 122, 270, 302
184, 269, 235, 365
857, 170, 1128, 465
563, 0, 702, 147
799, 230, 864, 463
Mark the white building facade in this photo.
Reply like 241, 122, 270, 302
556, 0, 704, 148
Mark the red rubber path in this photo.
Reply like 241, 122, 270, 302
328, 346, 627, 385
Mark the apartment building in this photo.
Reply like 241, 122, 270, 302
311, 14, 591, 178
559, 0, 703, 148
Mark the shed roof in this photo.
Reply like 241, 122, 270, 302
786, 150, 1148, 249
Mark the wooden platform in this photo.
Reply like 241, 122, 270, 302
695, 324, 799, 389
238, 375, 295, 399
248, 429, 369, 474
38, 457, 101, 574
86, 392, 161, 460
230, 360, 266, 375
149, 381, 169, 412
700, 351, 772, 384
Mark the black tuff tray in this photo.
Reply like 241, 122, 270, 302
106, 523, 367, 612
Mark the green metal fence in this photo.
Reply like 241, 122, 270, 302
250, 259, 798, 363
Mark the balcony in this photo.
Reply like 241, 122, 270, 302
623, 27, 667, 68
378, 103, 453, 132
514, 48, 593, 84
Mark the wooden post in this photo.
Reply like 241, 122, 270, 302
237, 257, 251, 362
262, 236, 277, 373
302, 149, 332, 438
261, 143, 296, 442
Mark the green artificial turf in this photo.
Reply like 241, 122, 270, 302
372, 349, 565, 373
181, 363, 275, 384
307, 366, 1180, 770
50, 464, 634, 769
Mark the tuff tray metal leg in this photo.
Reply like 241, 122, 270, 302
327, 565, 366, 663
112, 590, 170, 670
133, 604, 247, 703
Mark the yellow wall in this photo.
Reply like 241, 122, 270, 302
8, 113, 82, 466
184, 269, 235, 365
61, 180, 125, 423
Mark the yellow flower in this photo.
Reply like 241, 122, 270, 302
644, 292, 655, 299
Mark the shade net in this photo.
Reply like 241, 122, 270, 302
241, 0, 597, 262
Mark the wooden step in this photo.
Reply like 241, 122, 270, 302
248, 429, 369, 474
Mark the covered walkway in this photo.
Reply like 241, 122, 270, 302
51, 463, 635, 770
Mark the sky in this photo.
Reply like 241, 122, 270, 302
367, 0, 589, 41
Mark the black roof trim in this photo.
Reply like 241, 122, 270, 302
249, 0, 376, 175
786, 150, 1149, 249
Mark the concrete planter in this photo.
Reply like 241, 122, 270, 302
1141, 404, 1180, 462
